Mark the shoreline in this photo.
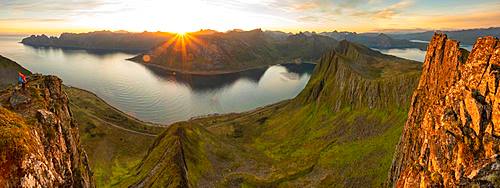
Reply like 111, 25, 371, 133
135, 60, 317, 76
64, 85, 165, 127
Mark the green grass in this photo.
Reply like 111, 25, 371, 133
119, 101, 411, 187
65, 87, 165, 187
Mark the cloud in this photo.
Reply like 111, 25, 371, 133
0, 0, 499, 34
350, 0, 414, 19
420, 11, 500, 29
0, 0, 107, 11
0, 18, 66, 23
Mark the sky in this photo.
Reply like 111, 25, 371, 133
0, 0, 499, 35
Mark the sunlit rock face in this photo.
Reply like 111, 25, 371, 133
388, 33, 500, 187
0, 75, 94, 187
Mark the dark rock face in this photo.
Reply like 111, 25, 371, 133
0, 74, 94, 187
388, 33, 500, 187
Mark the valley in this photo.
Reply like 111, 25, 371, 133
117, 40, 423, 187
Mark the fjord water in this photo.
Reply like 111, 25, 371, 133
0, 36, 313, 124
375, 43, 473, 62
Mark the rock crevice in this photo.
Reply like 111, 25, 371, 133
388, 33, 500, 187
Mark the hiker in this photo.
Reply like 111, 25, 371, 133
18, 72, 27, 89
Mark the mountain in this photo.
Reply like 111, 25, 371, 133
388, 34, 500, 187
275, 32, 339, 62
0, 55, 31, 88
21, 31, 174, 53
117, 41, 421, 187
0, 74, 94, 187
390, 27, 500, 45
129, 29, 339, 74
320, 31, 428, 50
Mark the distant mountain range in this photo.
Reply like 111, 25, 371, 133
388, 27, 500, 45
21, 31, 174, 53
319, 31, 428, 50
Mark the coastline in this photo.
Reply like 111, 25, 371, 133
135, 60, 317, 76
20, 42, 147, 54
64, 85, 165, 128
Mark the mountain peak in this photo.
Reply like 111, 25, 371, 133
388, 33, 499, 187
295, 40, 421, 111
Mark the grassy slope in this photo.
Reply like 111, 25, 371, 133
0, 55, 31, 88
64, 87, 165, 187
119, 42, 422, 187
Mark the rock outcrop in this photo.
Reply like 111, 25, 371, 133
0, 74, 94, 187
388, 33, 500, 187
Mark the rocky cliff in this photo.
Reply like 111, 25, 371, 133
388, 33, 500, 187
0, 74, 94, 187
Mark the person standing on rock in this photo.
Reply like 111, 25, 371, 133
18, 72, 27, 89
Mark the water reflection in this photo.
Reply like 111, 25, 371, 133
375, 48, 427, 62
375, 44, 474, 62
144, 63, 315, 92
24, 44, 141, 56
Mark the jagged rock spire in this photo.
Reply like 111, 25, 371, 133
388, 33, 500, 187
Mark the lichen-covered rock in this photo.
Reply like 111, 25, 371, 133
9, 91, 31, 109
0, 74, 94, 187
388, 33, 500, 187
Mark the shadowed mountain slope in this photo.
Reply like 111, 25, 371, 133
0, 55, 31, 89
119, 41, 422, 187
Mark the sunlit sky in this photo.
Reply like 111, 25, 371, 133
1, 0, 499, 35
